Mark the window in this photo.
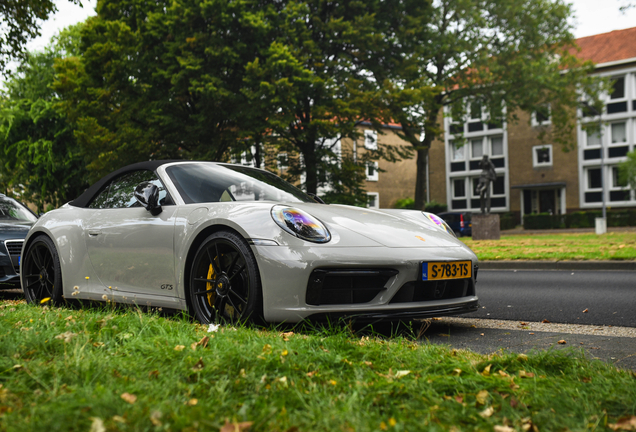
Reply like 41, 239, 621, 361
470, 138, 483, 158
364, 130, 378, 150
587, 168, 602, 189
612, 167, 627, 188
277, 153, 288, 172
611, 122, 627, 143
493, 176, 505, 195
367, 192, 379, 208
586, 130, 602, 147
532, 145, 552, 167
453, 178, 466, 198
490, 136, 504, 156
450, 141, 465, 161
366, 161, 379, 181
470, 100, 482, 120
532, 104, 551, 126
610, 76, 625, 100
89, 170, 171, 209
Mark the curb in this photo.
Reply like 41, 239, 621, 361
479, 260, 636, 271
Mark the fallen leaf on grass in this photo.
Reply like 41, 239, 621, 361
186, 398, 198, 406
498, 370, 509, 377
192, 358, 205, 371
481, 364, 492, 376
480, 407, 494, 418
476, 390, 489, 405
150, 411, 162, 426
220, 418, 253, 432
519, 370, 535, 378
281, 331, 294, 341
120, 393, 137, 404
89, 417, 105, 432
148, 370, 159, 379
394, 370, 411, 378
494, 426, 515, 432
55, 331, 77, 343
174, 345, 185, 351
609, 416, 636, 431
191, 336, 210, 351
451, 368, 462, 376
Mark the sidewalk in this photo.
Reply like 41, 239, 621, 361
479, 260, 636, 271
500, 226, 636, 235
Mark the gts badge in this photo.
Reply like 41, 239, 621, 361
161, 284, 174, 290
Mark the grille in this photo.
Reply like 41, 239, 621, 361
390, 277, 475, 304
306, 268, 398, 306
5, 240, 23, 256
4, 240, 24, 274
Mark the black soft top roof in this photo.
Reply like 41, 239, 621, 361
69, 160, 181, 208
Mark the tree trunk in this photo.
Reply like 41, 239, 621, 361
303, 145, 319, 195
414, 146, 429, 211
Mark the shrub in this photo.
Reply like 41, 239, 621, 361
500, 212, 518, 230
393, 198, 415, 209
424, 200, 447, 214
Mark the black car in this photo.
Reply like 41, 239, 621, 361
437, 211, 472, 237
1, 194, 38, 289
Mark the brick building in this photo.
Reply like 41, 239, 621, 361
428, 26, 636, 221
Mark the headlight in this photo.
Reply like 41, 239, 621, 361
422, 212, 457, 238
271, 206, 331, 243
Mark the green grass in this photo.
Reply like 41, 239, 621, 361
462, 232, 636, 261
1, 300, 636, 431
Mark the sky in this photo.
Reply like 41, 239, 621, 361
21, 0, 636, 51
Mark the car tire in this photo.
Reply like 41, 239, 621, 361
189, 230, 263, 324
21, 235, 64, 306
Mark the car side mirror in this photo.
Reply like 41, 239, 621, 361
134, 182, 163, 216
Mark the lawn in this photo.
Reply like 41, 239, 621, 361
461, 232, 636, 261
1, 300, 636, 431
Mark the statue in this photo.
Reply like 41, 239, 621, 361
476, 155, 496, 214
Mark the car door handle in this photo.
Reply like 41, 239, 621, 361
88, 230, 101, 237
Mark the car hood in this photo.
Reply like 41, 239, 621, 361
0, 221, 33, 241
292, 204, 463, 248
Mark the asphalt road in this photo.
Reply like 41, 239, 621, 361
466, 270, 636, 327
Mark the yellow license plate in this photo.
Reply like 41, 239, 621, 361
422, 261, 472, 281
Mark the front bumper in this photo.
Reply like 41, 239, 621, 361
252, 244, 479, 323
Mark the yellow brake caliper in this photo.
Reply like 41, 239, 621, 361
206, 264, 215, 306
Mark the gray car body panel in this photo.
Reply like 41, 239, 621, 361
23, 161, 478, 322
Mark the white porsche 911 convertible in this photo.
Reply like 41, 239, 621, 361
21, 160, 479, 323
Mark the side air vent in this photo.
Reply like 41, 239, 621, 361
4, 240, 24, 274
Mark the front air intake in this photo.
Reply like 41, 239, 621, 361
306, 268, 398, 305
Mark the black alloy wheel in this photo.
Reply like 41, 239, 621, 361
21, 235, 64, 305
189, 230, 262, 324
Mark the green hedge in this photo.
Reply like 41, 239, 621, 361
523, 210, 636, 230
499, 212, 518, 230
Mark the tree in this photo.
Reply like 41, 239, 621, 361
0, 24, 88, 211
0, 0, 81, 74
241, 0, 411, 198
618, 150, 636, 192
363, 0, 605, 210
54, 0, 289, 181
53, 0, 411, 202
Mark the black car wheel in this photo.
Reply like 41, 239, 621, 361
189, 230, 262, 324
21, 235, 64, 305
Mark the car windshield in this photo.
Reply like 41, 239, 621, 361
166, 163, 315, 204
0, 196, 37, 223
